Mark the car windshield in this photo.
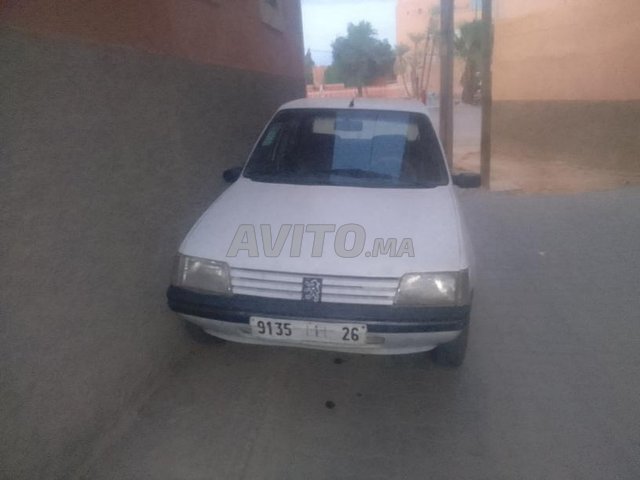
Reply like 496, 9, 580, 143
243, 108, 448, 188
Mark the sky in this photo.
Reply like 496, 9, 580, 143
301, 0, 397, 66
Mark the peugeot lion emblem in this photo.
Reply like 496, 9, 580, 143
302, 277, 322, 303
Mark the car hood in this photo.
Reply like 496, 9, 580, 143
180, 177, 466, 278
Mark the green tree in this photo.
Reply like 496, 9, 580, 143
323, 64, 343, 84
455, 20, 483, 104
330, 21, 395, 96
304, 49, 315, 86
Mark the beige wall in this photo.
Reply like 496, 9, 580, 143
396, 0, 479, 46
396, 0, 479, 96
493, 0, 640, 101
396, 0, 434, 47
1, 0, 304, 80
493, 0, 557, 20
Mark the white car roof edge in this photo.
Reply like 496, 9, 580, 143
278, 97, 434, 115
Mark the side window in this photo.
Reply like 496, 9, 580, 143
261, 123, 282, 148
247, 122, 285, 173
272, 120, 299, 169
417, 117, 448, 182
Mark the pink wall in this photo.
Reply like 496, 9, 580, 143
1, 0, 304, 80
493, 0, 640, 101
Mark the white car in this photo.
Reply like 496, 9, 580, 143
168, 98, 478, 366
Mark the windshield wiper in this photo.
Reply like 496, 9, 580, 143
244, 170, 296, 179
391, 179, 442, 188
244, 169, 442, 188
315, 168, 393, 179
316, 169, 441, 187
244, 170, 325, 185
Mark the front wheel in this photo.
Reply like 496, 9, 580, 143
431, 325, 469, 367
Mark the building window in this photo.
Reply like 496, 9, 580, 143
260, 0, 285, 32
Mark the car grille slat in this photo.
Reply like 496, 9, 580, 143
229, 267, 399, 305
232, 287, 303, 300
232, 277, 302, 291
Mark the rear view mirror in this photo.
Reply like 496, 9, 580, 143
223, 166, 243, 183
452, 172, 481, 189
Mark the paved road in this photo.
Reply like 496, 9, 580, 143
84, 188, 640, 480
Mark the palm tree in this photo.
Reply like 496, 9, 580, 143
455, 20, 483, 104
395, 9, 439, 100
394, 44, 411, 97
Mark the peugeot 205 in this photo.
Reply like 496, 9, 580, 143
167, 98, 478, 366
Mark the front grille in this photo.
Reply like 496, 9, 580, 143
229, 267, 399, 305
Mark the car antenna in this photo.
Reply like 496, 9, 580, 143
348, 97, 355, 108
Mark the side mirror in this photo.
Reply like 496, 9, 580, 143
452, 172, 481, 189
222, 166, 243, 184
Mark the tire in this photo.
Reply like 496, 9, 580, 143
184, 320, 226, 345
431, 324, 469, 367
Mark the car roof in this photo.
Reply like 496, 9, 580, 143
279, 97, 432, 115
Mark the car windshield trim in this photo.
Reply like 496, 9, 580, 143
243, 171, 442, 189
242, 108, 449, 189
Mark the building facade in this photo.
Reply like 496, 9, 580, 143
492, 0, 640, 170
0, 1, 304, 478
396, 0, 480, 96
2, 0, 304, 80
397, 0, 480, 46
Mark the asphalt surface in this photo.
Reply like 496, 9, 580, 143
83, 187, 640, 480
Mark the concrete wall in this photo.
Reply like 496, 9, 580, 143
2, 0, 304, 78
493, 0, 640, 102
396, 0, 480, 46
0, 25, 304, 479
491, 0, 640, 171
492, 100, 640, 172
395, 0, 480, 96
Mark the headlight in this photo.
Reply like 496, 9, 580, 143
171, 255, 232, 295
394, 270, 470, 307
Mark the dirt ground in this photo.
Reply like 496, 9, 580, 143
444, 104, 640, 194
82, 187, 640, 480
455, 149, 640, 194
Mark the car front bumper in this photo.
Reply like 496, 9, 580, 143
167, 286, 470, 355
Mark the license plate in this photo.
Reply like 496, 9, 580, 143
249, 317, 367, 345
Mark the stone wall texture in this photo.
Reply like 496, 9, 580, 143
0, 5, 304, 476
